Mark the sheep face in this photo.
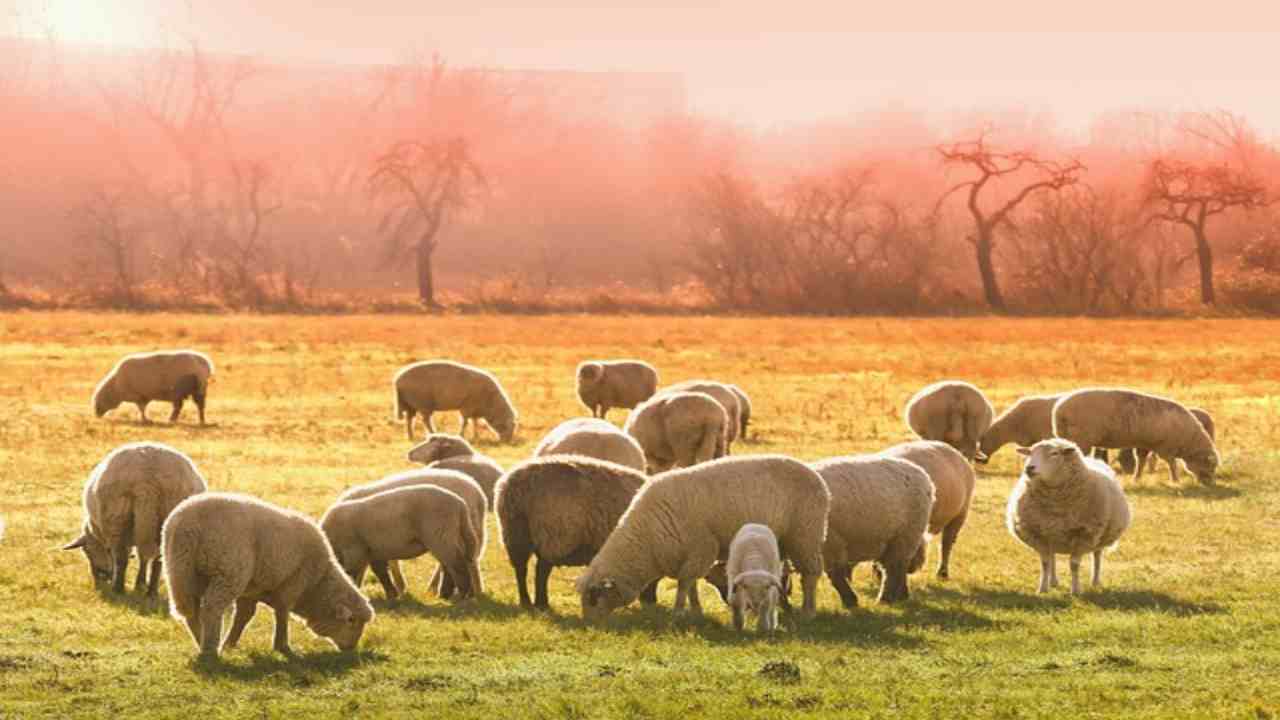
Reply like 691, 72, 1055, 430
92, 379, 121, 418
305, 599, 373, 652
62, 529, 113, 584
729, 572, 781, 619
1185, 450, 1219, 485
1017, 440, 1081, 487
490, 414, 517, 444
578, 576, 628, 620
407, 434, 472, 464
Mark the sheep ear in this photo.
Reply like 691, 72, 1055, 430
62, 533, 89, 550
1015, 446, 1032, 457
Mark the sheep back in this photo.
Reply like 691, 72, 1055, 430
339, 468, 486, 561
904, 381, 994, 460
534, 418, 647, 472
660, 380, 742, 446
394, 361, 518, 440
881, 440, 974, 536
93, 350, 214, 417
576, 360, 659, 415
811, 455, 934, 571
624, 391, 727, 473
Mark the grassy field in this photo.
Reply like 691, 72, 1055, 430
1, 312, 1278, 719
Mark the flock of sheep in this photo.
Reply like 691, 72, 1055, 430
65, 350, 1222, 658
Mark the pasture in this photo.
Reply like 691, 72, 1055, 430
1, 312, 1278, 719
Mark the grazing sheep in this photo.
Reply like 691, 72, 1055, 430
810, 455, 934, 606
1053, 388, 1220, 485
494, 456, 656, 609
576, 360, 659, 419
338, 468, 486, 599
407, 433, 504, 509
624, 391, 727, 473
92, 350, 214, 425
576, 455, 830, 620
725, 523, 784, 633
162, 492, 374, 659
881, 440, 975, 579
394, 360, 518, 443
979, 394, 1062, 462
1007, 439, 1132, 594
1119, 407, 1217, 477
728, 384, 753, 441
904, 381, 995, 462
63, 442, 207, 596
321, 485, 482, 601
659, 380, 742, 449
533, 418, 647, 472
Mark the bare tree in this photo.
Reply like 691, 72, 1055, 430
937, 132, 1085, 311
210, 159, 281, 307
1144, 157, 1269, 305
370, 137, 486, 307
69, 185, 143, 305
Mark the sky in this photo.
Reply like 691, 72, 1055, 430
16, 1, 1280, 133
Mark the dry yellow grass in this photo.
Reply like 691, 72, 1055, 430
1, 312, 1278, 718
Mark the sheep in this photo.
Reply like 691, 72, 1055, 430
1006, 439, 1132, 594
576, 360, 659, 419
92, 349, 214, 425
978, 393, 1062, 462
904, 380, 995, 462
321, 485, 482, 601
1053, 388, 1220, 485
162, 492, 374, 659
62, 442, 207, 596
406, 433, 504, 509
533, 417, 647, 472
1118, 407, 1216, 477
394, 360, 518, 443
725, 523, 784, 633
880, 440, 975, 579
576, 454, 830, 620
728, 384, 753, 441
658, 380, 742, 449
494, 455, 656, 610
623, 391, 728, 473
809, 455, 934, 606
338, 468, 486, 599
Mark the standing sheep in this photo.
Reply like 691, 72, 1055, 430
407, 433, 505, 509
576, 455, 830, 620
978, 394, 1062, 462
624, 391, 727, 473
904, 380, 994, 462
728, 384, 753, 441
533, 418, 647, 472
321, 485, 482, 601
1053, 388, 1219, 485
494, 456, 656, 610
659, 380, 742, 450
337, 468, 486, 599
809, 455, 934, 606
576, 360, 659, 419
92, 350, 214, 425
394, 360, 518, 443
725, 523, 784, 633
63, 442, 207, 596
1007, 439, 1132, 594
881, 440, 975, 579
162, 492, 374, 659
1118, 407, 1217, 477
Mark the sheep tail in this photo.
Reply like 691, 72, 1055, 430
697, 423, 722, 463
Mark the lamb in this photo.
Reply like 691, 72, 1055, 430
904, 380, 995, 462
880, 440, 975, 579
1006, 439, 1132, 594
394, 360, 518, 443
63, 442, 207, 596
162, 492, 374, 659
533, 418, 647, 472
576, 454, 830, 620
978, 394, 1062, 462
1118, 407, 1216, 477
728, 384, 753, 441
406, 433, 504, 509
623, 391, 728, 473
1053, 388, 1220, 485
658, 380, 742, 449
576, 360, 659, 419
321, 484, 482, 601
92, 349, 214, 425
809, 455, 934, 606
337, 468, 486, 599
494, 455, 656, 610
724, 523, 784, 633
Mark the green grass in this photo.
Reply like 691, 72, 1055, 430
1, 312, 1278, 718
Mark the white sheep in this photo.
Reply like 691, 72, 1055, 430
728, 384, 753, 441
162, 492, 374, 659
658, 380, 742, 450
1007, 439, 1132, 594
533, 418, 647, 472
978, 393, 1062, 462
63, 442, 207, 595
93, 349, 214, 425
725, 523, 784, 633
406, 433, 504, 509
576, 360, 659, 419
623, 391, 727, 473
880, 440, 975, 579
394, 360, 518, 442
1120, 407, 1217, 478
904, 380, 994, 462
576, 455, 830, 620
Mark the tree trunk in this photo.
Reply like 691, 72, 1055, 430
416, 241, 437, 307
1194, 226, 1215, 305
974, 227, 1006, 311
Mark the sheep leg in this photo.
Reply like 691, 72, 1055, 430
424, 411, 436, 434
798, 573, 820, 618
533, 557, 554, 609
1069, 555, 1083, 595
510, 548, 533, 608
827, 566, 858, 609
1165, 456, 1180, 484
732, 602, 745, 631
134, 558, 149, 594
222, 598, 257, 650
1133, 452, 1146, 482
371, 560, 400, 600
1037, 552, 1054, 593
426, 565, 444, 597
672, 579, 689, 613
1091, 550, 1104, 587
389, 560, 407, 595
759, 604, 776, 633
639, 580, 659, 605
271, 604, 296, 658
111, 538, 130, 594
688, 581, 703, 616
169, 396, 185, 423
439, 566, 458, 599
674, 578, 702, 616
878, 560, 909, 604
147, 558, 163, 597
939, 517, 965, 579
194, 387, 207, 426
196, 582, 237, 658
404, 409, 416, 440
137, 402, 150, 424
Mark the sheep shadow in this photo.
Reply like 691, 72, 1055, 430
94, 586, 171, 617
927, 585, 1074, 612
1079, 589, 1226, 616
109, 418, 219, 431
190, 647, 388, 681
1123, 482, 1241, 501
370, 594, 526, 622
